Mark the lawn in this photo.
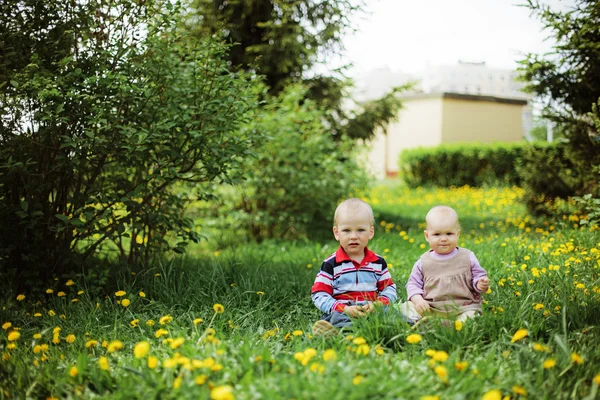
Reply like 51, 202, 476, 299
1, 184, 599, 399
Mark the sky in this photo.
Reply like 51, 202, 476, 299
334, 0, 575, 78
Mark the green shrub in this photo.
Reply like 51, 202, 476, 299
519, 103, 600, 215
0, 0, 260, 281
207, 85, 368, 241
398, 142, 539, 188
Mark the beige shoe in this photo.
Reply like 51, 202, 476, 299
312, 320, 338, 337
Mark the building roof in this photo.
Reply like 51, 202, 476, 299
400, 92, 528, 106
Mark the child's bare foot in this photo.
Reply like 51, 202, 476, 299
312, 320, 338, 337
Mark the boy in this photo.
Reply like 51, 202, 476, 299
399, 205, 490, 323
311, 198, 397, 336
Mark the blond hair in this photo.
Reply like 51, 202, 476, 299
425, 205, 460, 229
333, 198, 375, 227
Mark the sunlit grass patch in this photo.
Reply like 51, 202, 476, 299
1, 183, 599, 399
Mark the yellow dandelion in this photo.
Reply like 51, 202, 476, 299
543, 358, 556, 369
77, 290, 84, 295
533, 343, 550, 352
85, 340, 98, 348
210, 385, 234, 400
425, 349, 437, 357
195, 374, 208, 385
155, 328, 169, 338
213, 304, 225, 314
46, 289, 54, 294
421, 396, 440, 400
172, 376, 185, 391
48, 310, 56, 316
193, 318, 203, 326
571, 352, 584, 364
356, 343, 370, 356
510, 328, 528, 343
98, 356, 109, 371
115, 290, 126, 297
34, 313, 42, 317
481, 389, 502, 400
69, 366, 78, 377
434, 365, 448, 383
2, 322, 12, 330
7, 331, 20, 341
57, 291, 66, 297
455, 361, 468, 371
292, 330, 303, 336
16, 294, 25, 301
353, 336, 367, 345
323, 349, 337, 361
139, 291, 146, 297
352, 375, 364, 385
134, 341, 150, 359
159, 315, 173, 325
33, 333, 42, 340
170, 337, 185, 349
256, 291, 265, 295
65, 280, 75, 286
130, 319, 140, 328
593, 374, 600, 385
147, 355, 159, 369
512, 386, 527, 396
406, 334, 422, 344
107, 340, 124, 353
121, 299, 130, 307
146, 319, 155, 326
432, 351, 449, 362
455, 320, 463, 331
66, 334, 76, 344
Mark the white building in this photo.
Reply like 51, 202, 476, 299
357, 61, 533, 137
421, 60, 529, 99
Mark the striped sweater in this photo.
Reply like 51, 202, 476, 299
311, 246, 397, 313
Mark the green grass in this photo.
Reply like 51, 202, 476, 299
1, 184, 599, 399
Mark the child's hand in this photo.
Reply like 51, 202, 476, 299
411, 295, 431, 316
361, 302, 375, 313
344, 304, 372, 318
477, 277, 490, 292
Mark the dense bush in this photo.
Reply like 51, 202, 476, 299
205, 85, 368, 241
398, 142, 548, 188
517, 0, 600, 214
0, 0, 260, 281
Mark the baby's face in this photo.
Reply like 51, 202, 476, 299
333, 207, 374, 259
424, 215, 460, 255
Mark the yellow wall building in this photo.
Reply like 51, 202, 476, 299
365, 92, 528, 178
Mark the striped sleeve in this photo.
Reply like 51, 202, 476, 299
311, 258, 341, 313
376, 258, 397, 304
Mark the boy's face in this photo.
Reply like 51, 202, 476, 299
333, 206, 374, 259
424, 214, 460, 255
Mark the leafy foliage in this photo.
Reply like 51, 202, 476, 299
0, 0, 260, 280
188, 0, 363, 94
518, 0, 600, 211
187, 0, 406, 142
212, 85, 369, 241
398, 142, 534, 188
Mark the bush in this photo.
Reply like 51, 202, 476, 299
520, 102, 600, 215
209, 85, 368, 241
0, 0, 260, 281
398, 142, 542, 188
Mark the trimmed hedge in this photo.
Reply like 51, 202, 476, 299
398, 142, 554, 187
